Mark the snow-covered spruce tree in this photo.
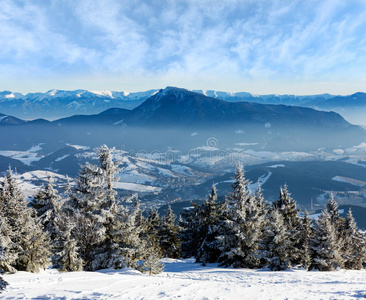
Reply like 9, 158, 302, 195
310, 210, 343, 271
133, 200, 164, 274
117, 197, 148, 269
260, 208, 291, 271
299, 210, 314, 270
218, 164, 264, 268
20, 218, 52, 273
67, 144, 124, 271
0, 275, 7, 293
273, 184, 300, 228
180, 202, 203, 258
1, 168, 51, 272
341, 208, 366, 270
298, 210, 313, 270
54, 219, 84, 272
30, 176, 62, 241
140, 245, 164, 275
89, 145, 124, 270
254, 183, 266, 219
68, 161, 106, 270
95, 144, 120, 209
64, 175, 72, 198
145, 208, 162, 254
0, 205, 17, 273
0, 197, 10, 292
324, 194, 345, 266
272, 185, 301, 266
159, 204, 181, 258
326, 194, 343, 231
195, 185, 228, 265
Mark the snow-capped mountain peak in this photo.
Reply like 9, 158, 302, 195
91, 90, 114, 98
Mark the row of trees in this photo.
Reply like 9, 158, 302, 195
1, 145, 366, 292
180, 165, 366, 271
0, 145, 181, 287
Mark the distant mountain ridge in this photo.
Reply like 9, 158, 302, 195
56, 86, 352, 130
0, 89, 158, 120
0, 112, 25, 125
1, 87, 366, 123
1, 87, 364, 153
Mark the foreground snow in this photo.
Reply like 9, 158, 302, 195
3, 259, 366, 299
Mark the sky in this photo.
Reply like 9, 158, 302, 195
1, 0, 366, 95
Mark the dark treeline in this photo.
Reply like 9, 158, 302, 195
181, 165, 366, 271
1, 145, 366, 292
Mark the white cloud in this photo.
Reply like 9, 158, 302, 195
1, 0, 366, 94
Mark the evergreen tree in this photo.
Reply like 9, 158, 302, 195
0, 214, 17, 273
326, 194, 344, 232
261, 209, 291, 271
18, 218, 52, 273
140, 245, 164, 275
218, 164, 251, 267
218, 165, 264, 268
0, 275, 7, 293
195, 185, 226, 264
54, 220, 84, 272
180, 185, 226, 263
30, 176, 62, 241
311, 210, 343, 271
273, 185, 300, 227
71, 210, 105, 270
132, 199, 164, 273
64, 175, 72, 197
159, 204, 181, 258
68, 161, 107, 270
341, 208, 366, 270
69, 145, 126, 271
272, 185, 301, 266
254, 183, 266, 218
298, 210, 313, 270
1, 168, 51, 272
114, 196, 146, 269
146, 208, 162, 255
91, 144, 122, 270
180, 202, 203, 258
0, 204, 9, 289
95, 144, 120, 209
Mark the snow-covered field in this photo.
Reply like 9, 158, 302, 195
3, 259, 366, 299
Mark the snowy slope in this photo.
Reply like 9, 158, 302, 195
0, 89, 159, 120
3, 259, 366, 299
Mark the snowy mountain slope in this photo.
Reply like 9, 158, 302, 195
2, 87, 366, 124
126, 87, 351, 129
0, 144, 44, 165
32, 86, 363, 152
193, 89, 334, 105
1, 87, 365, 153
195, 160, 366, 210
3, 258, 366, 299
0, 89, 158, 120
0, 112, 25, 125
0, 145, 208, 202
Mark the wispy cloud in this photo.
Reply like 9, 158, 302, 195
1, 0, 366, 93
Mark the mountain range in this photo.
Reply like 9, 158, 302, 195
56, 87, 352, 129
0, 87, 365, 153
0, 89, 158, 120
1, 88, 366, 125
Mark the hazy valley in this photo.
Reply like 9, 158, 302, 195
1, 87, 366, 228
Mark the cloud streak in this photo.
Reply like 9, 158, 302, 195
1, 0, 366, 94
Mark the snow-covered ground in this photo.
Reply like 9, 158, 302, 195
3, 259, 366, 299
0, 146, 44, 166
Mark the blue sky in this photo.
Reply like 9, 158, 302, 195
1, 0, 366, 95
